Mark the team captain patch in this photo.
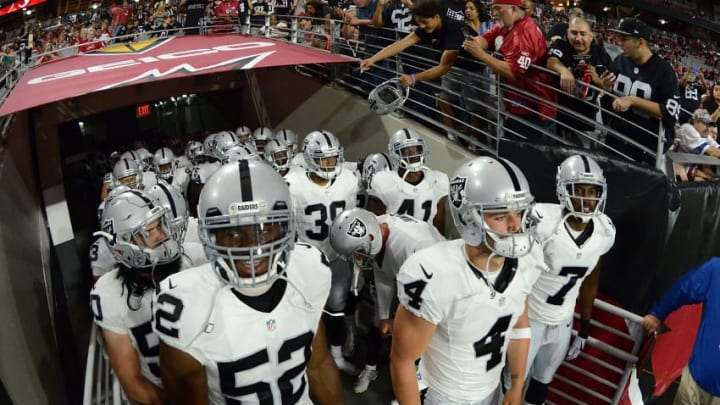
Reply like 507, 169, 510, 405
347, 218, 367, 238
449, 176, 467, 209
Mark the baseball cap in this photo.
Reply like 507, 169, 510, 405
609, 18, 650, 40
491, 0, 525, 8
692, 109, 714, 125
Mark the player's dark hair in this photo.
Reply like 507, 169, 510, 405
411, 0, 442, 18
116, 259, 181, 311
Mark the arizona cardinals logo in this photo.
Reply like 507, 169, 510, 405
347, 218, 367, 238
449, 176, 467, 209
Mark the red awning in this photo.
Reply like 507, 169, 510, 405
0, 35, 353, 117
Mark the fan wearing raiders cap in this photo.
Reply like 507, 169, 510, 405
599, 17, 680, 165
512, 155, 615, 405
285, 130, 361, 376
367, 128, 449, 236
90, 188, 195, 404
391, 156, 547, 405
154, 160, 343, 405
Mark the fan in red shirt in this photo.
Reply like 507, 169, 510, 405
463, 0, 557, 144
214, 0, 241, 33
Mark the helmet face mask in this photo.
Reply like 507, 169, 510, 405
101, 191, 181, 269
303, 130, 344, 180
186, 141, 206, 164
264, 139, 291, 172
198, 161, 295, 295
368, 79, 410, 115
153, 147, 176, 180
113, 158, 143, 189
556, 155, 607, 223
252, 127, 273, 154
147, 182, 189, 244
389, 129, 427, 173
449, 157, 537, 258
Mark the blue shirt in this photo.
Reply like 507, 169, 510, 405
650, 258, 720, 396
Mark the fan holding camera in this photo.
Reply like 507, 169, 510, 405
545, 17, 612, 145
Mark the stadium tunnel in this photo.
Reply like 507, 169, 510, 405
0, 34, 719, 405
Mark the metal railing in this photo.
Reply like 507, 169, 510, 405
546, 299, 646, 405
83, 323, 130, 405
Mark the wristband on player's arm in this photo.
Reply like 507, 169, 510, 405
578, 318, 591, 339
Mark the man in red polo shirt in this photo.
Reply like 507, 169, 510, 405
463, 0, 557, 144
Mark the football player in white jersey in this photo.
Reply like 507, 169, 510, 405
357, 152, 393, 209
392, 156, 547, 405
367, 128, 449, 236
236, 125, 252, 143
154, 160, 343, 405
252, 127, 274, 155
330, 208, 445, 393
153, 147, 177, 183
285, 130, 360, 375
90, 189, 189, 405
521, 155, 616, 405
146, 180, 207, 256
264, 138, 293, 178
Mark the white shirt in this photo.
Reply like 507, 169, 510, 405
369, 168, 448, 224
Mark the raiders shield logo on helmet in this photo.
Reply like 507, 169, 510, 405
102, 219, 115, 236
347, 218, 367, 238
449, 176, 467, 209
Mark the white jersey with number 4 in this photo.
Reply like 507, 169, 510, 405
286, 169, 358, 261
529, 203, 616, 325
368, 168, 448, 224
153, 244, 331, 405
396, 239, 546, 402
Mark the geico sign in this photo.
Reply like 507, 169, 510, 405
28, 42, 275, 85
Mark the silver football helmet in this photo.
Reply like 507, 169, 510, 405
197, 160, 295, 295
224, 143, 262, 163
135, 148, 154, 171
97, 185, 132, 224
153, 147, 176, 180
556, 155, 607, 223
98, 189, 181, 269
389, 128, 427, 173
251, 127, 274, 154
147, 181, 189, 243
368, 78, 410, 115
330, 208, 383, 266
275, 129, 298, 154
214, 131, 240, 159
186, 140, 206, 163
235, 125, 252, 142
303, 130, 344, 180
204, 133, 219, 161
264, 139, 291, 172
449, 156, 537, 258
112, 158, 144, 189
362, 152, 392, 188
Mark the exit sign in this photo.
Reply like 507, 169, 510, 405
136, 104, 151, 117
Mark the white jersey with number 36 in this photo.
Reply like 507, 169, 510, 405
153, 244, 331, 405
396, 239, 546, 402
529, 203, 616, 325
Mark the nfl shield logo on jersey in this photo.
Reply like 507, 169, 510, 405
449, 176, 467, 209
266, 319, 277, 332
347, 218, 367, 238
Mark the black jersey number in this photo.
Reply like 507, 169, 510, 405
304, 201, 346, 241
129, 321, 161, 377
473, 315, 513, 371
90, 294, 103, 321
397, 199, 432, 222
218, 331, 313, 405
154, 293, 184, 338
546, 266, 588, 306
402, 280, 427, 310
